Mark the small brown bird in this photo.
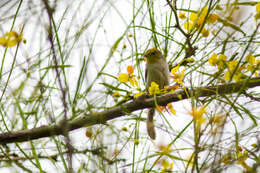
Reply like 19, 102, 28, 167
143, 48, 169, 139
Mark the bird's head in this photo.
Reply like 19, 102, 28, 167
143, 48, 163, 64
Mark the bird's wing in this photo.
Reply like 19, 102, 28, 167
145, 65, 148, 83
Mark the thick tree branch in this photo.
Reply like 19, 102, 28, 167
0, 77, 260, 144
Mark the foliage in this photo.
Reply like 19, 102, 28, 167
0, 0, 260, 172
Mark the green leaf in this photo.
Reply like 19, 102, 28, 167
109, 36, 123, 57
40, 65, 73, 71
238, 104, 257, 126
99, 82, 129, 92
218, 17, 246, 36
100, 72, 118, 80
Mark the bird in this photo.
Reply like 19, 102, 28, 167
143, 48, 169, 139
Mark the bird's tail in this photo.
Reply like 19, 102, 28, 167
147, 108, 156, 139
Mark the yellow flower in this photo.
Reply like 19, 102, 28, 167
254, 3, 260, 20
171, 66, 185, 84
257, 2, 260, 13
201, 28, 209, 37
200, 7, 208, 18
251, 143, 258, 148
161, 159, 174, 172
225, 60, 244, 82
118, 73, 129, 82
134, 92, 145, 98
0, 37, 6, 45
207, 13, 219, 24
149, 82, 160, 95
210, 114, 225, 135
167, 103, 176, 115
85, 128, 93, 138
208, 53, 218, 66
186, 57, 195, 63
184, 22, 193, 31
197, 18, 205, 27
127, 65, 134, 75
187, 7, 218, 34
246, 65, 255, 73
246, 54, 255, 65
179, 12, 186, 20
112, 149, 120, 157
233, 73, 242, 82
209, 53, 228, 70
217, 54, 227, 70
191, 106, 206, 119
177, 69, 185, 84
187, 154, 194, 167
122, 127, 127, 131
211, 115, 224, 124
113, 92, 120, 98
190, 106, 207, 127
171, 66, 179, 74
255, 12, 260, 21
237, 151, 251, 171
157, 144, 173, 154
134, 139, 139, 145
171, 67, 185, 85
0, 31, 23, 47
195, 7, 208, 27
190, 12, 197, 22
118, 65, 138, 86
224, 71, 231, 81
225, 71, 243, 82
161, 159, 169, 169
129, 77, 138, 87
221, 152, 233, 164
218, 54, 227, 61
227, 60, 239, 72
257, 59, 260, 65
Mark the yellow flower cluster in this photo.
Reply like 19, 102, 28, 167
160, 159, 174, 173
221, 147, 253, 171
118, 65, 178, 115
208, 53, 227, 70
179, 12, 186, 20
224, 60, 245, 82
190, 106, 207, 128
167, 103, 176, 115
148, 82, 160, 95
134, 92, 145, 98
113, 92, 121, 98
118, 65, 138, 87
210, 114, 225, 135
245, 54, 260, 77
148, 82, 176, 115
183, 7, 219, 37
255, 2, 260, 20
171, 66, 185, 85
117, 65, 141, 99
0, 31, 23, 47
209, 53, 259, 82
237, 150, 251, 172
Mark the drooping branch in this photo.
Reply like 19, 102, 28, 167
0, 77, 259, 144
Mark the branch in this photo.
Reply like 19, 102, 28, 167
0, 77, 260, 144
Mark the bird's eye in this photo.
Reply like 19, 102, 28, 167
151, 52, 156, 56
